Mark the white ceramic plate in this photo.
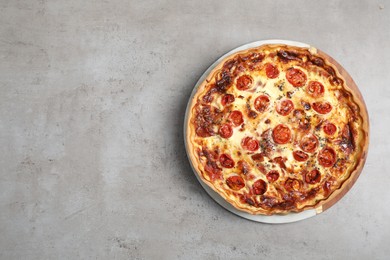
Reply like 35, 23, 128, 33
184, 39, 318, 223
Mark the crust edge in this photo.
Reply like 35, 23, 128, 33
185, 44, 369, 215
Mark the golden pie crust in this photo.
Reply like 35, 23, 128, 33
186, 44, 369, 215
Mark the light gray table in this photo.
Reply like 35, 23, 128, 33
1, 1, 389, 259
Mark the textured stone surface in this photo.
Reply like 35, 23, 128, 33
0, 0, 389, 259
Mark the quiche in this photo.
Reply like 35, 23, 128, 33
185, 44, 369, 215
